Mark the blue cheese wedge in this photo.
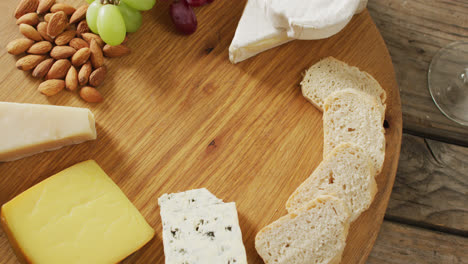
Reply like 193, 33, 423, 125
158, 188, 223, 211
159, 190, 247, 264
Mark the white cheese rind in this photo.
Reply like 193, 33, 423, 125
229, 0, 292, 64
161, 202, 247, 264
262, 0, 360, 40
0, 102, 97, 162
158, 188, 223, 212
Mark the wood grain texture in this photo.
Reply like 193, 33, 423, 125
386, 134, 468, 235
368, 221, 468, 264
368, 0, 468, 146
0, 0, 402, 263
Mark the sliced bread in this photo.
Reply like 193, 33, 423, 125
255, 195, 350, 264
286, 143, 377, 221
300, 57, 386, 111
323, 88, 385, 174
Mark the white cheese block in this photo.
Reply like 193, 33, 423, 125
229, 0, 292, 64
0, 102, 97, 162
160, 202, 247, 264
158, 188, 223, 212
262, 0, 360, 40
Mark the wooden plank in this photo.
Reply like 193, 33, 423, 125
0, 1, 402, 263
368, 0, 468, 146
386, 134, 468, 235
368, 221, 468, 264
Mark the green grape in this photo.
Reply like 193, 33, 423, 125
121, 0, 156, 11
118, 2, 142, 33
86, 1, 102, 34
85, 0, 95, 3
97, 5, 126, 46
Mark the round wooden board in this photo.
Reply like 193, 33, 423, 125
0, 0, 402, 263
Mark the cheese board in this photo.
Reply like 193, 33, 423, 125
0, 0, 402, 263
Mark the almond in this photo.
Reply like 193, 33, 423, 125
32, 58, 54, 78
27, 41, 52, 54
19, 24, 42, 41
38, 79, 64, 96
71, 47, 91, 67
15, 0, 39, 19
81, 33, 104, 48
50, 3, 75, 15
47, 11, 68, 38
89, 39, 104, 68
69, 38, 89, 50
78, 61, 92, 85
16, 54, 46, 71
69, 5, 88, 24
37, 0, 55, 14
54, 30, 76, 45
80, 86, 103, 103
89, 66, 106, 87
50, 46, 76, 59
6, 38, 34, 55
16, 12, 39, 26
36, 22, 53, 42
103, 44, 131, 58
44, 13, 53, 22
47, 59, 71, 79
76, 20, 90, 37
65, 66, 78, 91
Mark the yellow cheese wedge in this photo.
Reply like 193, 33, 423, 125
1, 160, 155, 264
0, 102, 97, 162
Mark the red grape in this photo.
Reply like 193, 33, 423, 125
170, 0, 197, 35
186, 0, 208, 7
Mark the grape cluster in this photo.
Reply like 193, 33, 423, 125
86, 0, 155, 46
169, 0, 214, 35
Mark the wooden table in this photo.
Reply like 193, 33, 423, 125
367, 0, 468, 263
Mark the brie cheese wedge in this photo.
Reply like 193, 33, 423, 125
262, 0, 361, 40
229, 0, 292, 64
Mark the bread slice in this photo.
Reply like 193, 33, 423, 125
300, 57, 386, 111
255, 195, 350, 264
323, 89, 385, 174
286, 143, 377, 221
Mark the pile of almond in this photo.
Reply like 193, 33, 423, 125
7, 0, 131, 103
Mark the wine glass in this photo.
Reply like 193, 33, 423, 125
428, 41, 468, 126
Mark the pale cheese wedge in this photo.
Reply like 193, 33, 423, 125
262, 0, 360, 40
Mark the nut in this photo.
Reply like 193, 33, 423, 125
38, 79, 64, 96
15, 0, 39, 19
78, 61, 92, 85
55, 30, 76, 45
16, 55, 46, 71
50, 46, 76, 59
80, 86, 103, 103
89, 39, 104, 68
69, 5, 88, 24
37, 0, 55, 14
44, 13, 53, 22
89, 66, 106, 87
50, 3, 75, 15
19, 24, 42, 41
65, 66, 78, 91
27, 41, 52, 54
37, 22, 53, 42
32, 58, 54, 78
76, 20, 90, 37
69, 38, 89, 50
47, 11, 68, 38
81, 33, 104, 48
71, 47, 91, 67
103, 44, 131, 58
16, 12, 39, 26
6, 38, 34, 55
47, 59, 71, 79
